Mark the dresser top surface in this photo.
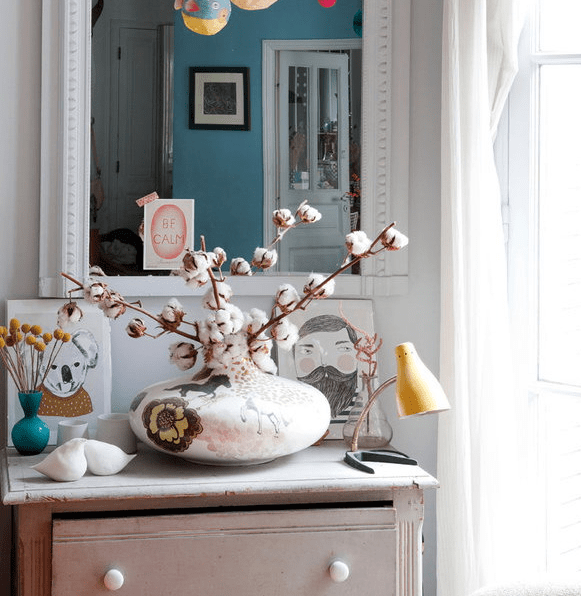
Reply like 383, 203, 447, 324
1, 442, 438, 507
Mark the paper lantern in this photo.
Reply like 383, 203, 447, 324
353, 9, 362, 37
175, 0, 231, 36
231, 0, 279, 9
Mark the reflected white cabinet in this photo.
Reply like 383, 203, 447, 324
1, 443, 437, 596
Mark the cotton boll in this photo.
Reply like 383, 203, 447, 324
345, 230, 372, 256
31, 438, 88, 482
84, 440, 137, 476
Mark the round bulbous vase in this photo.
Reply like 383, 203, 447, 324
128, 359, 331, 466
11, 391, 50, 455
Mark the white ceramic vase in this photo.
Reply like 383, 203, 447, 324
128, 359, 331, 465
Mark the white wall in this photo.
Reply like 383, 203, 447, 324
0, 1, 443, 595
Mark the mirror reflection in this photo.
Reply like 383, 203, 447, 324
90, 0, 362, 277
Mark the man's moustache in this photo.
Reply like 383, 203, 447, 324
298, 365, 353, 384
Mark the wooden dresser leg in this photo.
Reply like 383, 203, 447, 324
394, 489, 425, 596
15, 505, 52, 596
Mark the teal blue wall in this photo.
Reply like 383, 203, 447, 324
173, 0, 361, 261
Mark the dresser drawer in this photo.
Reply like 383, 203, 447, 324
52, 506, 397, 595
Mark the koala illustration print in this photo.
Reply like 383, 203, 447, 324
38, 329, 99, 417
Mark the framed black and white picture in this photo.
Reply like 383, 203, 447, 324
189, 67, 250, 131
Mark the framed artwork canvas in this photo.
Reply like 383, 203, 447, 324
189, 67, 250, 130
277, 299, 375, 439
6, 300, 112, 446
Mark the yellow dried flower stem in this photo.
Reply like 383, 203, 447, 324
9, 319, 20, 332
21, 324, 31, 333
43, 333, 53, 344
62, 333, 71, 342
25, 335, 37, 346
53, 328, 65, 340
30, 325, 42, 336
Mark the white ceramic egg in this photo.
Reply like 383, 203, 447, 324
84, 439, 137, 476
31, 438, 88, 482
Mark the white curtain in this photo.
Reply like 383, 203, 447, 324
438, 1, 528, 595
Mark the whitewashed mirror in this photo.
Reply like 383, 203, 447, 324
39, 0, 409, 298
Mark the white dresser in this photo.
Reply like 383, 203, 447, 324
1, 442, 437, 596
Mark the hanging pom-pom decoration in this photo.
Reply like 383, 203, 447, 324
353, 8, 362, 37
231, 0, 279, 9
175, 0, 231, 36
318, 0, 337, 7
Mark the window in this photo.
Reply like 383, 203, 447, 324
502, 0, 581, 578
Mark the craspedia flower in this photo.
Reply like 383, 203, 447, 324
0, 326, 7, 337
62, 332, 72, 342
126, 318, 147, 338
57, 302, 84, 328
13, 332, 23, 343
34, 341, 47, 352
30, 325, 43, 336
21, 324, 31, 333
0, 337, 5, 349
25, 335, 37, 346
9, 319, 20, 333
53, 328, 65, 341
43, 332, 53, 344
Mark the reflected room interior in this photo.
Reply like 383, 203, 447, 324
89, 0, 362, 277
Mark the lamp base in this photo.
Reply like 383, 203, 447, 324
343, 448, 418, 474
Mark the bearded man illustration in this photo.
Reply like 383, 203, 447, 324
293, 314, 359, 418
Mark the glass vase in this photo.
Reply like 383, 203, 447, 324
342, 375, 393, 451
11, 391, 50, 455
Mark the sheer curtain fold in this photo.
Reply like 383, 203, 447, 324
438, 1, 527, 595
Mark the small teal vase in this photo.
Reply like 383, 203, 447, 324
11, 391, 50, 455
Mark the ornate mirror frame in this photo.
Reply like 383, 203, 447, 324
39, 0, 409, 299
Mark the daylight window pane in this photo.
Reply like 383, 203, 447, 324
538, 0, 581, 52
538, 65, 581, 386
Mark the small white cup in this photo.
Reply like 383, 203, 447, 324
57, 419, 89, 446
96, 413, 137, 454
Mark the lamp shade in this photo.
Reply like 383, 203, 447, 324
395, 343, 450, 417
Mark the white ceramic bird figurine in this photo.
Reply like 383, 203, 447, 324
84, 439, 137, 476
31, 438, 88, 482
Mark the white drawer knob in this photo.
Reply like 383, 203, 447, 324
103, 568, 125, 591
328, 559, 350, 583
